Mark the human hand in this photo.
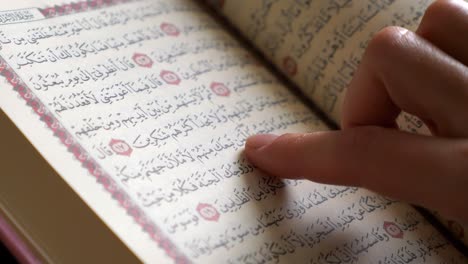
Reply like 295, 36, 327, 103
244, 0, 468, 222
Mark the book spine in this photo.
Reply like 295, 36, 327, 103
0, 214, 41, 264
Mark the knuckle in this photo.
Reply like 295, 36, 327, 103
363, 26, 418, 78
366, 27, 413, 63
419, 0, 460, 35
426, 0, 460, 22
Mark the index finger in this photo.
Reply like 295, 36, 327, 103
341, 27, 468, 137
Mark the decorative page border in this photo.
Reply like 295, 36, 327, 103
0, 1, 190, 263
39, 0, 133, 18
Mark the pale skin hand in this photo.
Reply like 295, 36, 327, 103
244, 0, 468, 223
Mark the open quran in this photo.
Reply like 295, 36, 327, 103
0, 0, 467, 263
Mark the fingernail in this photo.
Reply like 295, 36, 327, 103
245, 134, 278, 150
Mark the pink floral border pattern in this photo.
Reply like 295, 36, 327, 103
39, 0, 133, 18
1, 2, 190, 264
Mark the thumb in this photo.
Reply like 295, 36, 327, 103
244, 127, 468, 221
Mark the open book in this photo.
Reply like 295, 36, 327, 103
0, 0, 467, 263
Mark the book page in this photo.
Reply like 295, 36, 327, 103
210, 0, 468, 248
210, 0, 433, 123
0, 0, 466, 263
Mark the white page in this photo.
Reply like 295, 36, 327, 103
0, 0, 466, 263
212, 0, 468, 248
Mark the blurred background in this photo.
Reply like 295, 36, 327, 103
0, 241, 17, 263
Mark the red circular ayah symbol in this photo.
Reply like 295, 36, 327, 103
132, 53, 153, 68
109, 139, 133, 156
160, 70, 181, 85
210, 82, 230, 97
196, 203, 220, 222
383, 221, 403, 239
160, 23, 180, 37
